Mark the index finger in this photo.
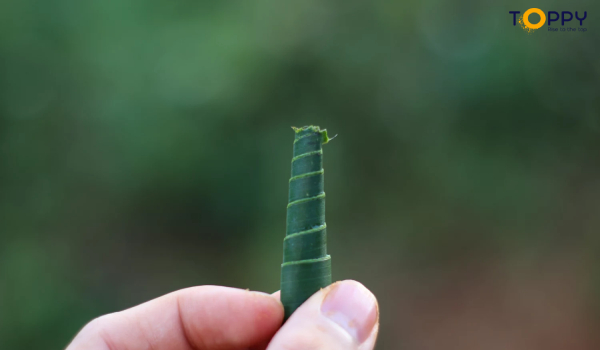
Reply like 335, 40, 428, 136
67, 286, 284, 350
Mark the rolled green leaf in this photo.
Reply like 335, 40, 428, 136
281, 125, 334, 321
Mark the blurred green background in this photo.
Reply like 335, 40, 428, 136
1, 0, 599, 349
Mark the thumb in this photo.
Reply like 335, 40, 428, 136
267, 280, 379, 350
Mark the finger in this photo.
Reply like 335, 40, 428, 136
247, 291, 283, 350
67, 286, 283, 350
267, 280, 379, 350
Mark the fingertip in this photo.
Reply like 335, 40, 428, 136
267, 280, 379, 350
248, 290, 285, 328
320, 280, 378, 344
359, 322, 380, 350
67, 286, 286, 350
178, 286, 285, 348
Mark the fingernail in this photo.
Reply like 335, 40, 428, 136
320, 281, 378, 344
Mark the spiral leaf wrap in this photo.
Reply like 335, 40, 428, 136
281, 126, 333, 321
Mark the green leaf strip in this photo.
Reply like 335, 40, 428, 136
281, 125, 333, 322
289, 170, 324, 182
281, 255, 330, 267
283, 224, 326, 241
286, 193, 326, 208
293, 132, 317, 143
291, 150, 323, 162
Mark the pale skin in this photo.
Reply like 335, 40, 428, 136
67, 280, 379, 350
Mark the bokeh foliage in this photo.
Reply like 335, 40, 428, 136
1, 0, 599, 348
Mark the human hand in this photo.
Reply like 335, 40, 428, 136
67, 280, 379, 350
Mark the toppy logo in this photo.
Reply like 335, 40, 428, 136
509, 9, 587, 33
